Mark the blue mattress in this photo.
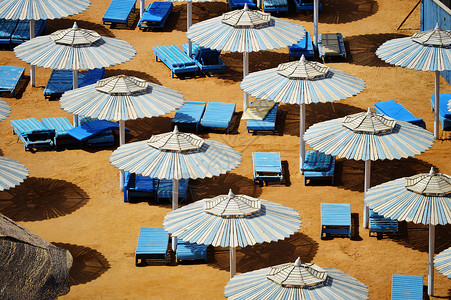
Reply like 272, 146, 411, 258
44, 68, 105, 98
11, 20, 46, 45
289, 32, 314, 59
0, 66, 25, 95
0, 19, 18, 44
182, 43, 226, 73
172, 101, 206, 132
247, 103, 278, 133
68, 120, 120, 140
138, 2, 172, 30
200, 102, 235, 132
430, 93, 451, 130
374, 100, 426, 129
135, 227, 169, 265
156, 179, 188, 201
153, 44, 199, 78
227, 0, 257, 10
103, 0, 136, 25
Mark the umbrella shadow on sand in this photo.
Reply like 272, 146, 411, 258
125, 116, 173, 142
171, 2, 229, 32
207, 232, 318, 273
105, 69, 162, 85
45, 19, 115, 37
52, 243, 110, 286
0, 177, 89, 222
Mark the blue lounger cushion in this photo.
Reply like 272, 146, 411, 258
391, 274, 423, 300
138, 2, 172, 30
430, 93, 451, 130
263, 0, 288, 13
319, 33, 346, 59
182, 44, 226, 73
301, 150, 333, 171
375, 100, 426, 129
252, 152, 283, 185
102, 0, 136, 25
0, 66, 25, 95
171, 101, 206, 133
44, 68, 105, 98
320, 203, 352, 239
227, 0, 257, 10
176, 241, 207, 263
67, 119, 118, 148
294, 0, 322, 12
123, 172, 156, 202
369, 209, 398, 237
155, 179, 189, 203
41, 117, 80, 148
153, 45, 199, 78
200, 101, 235, 133
11, 20, 46, 45
289, 32, 315, 59
0, 19, 18, 45
10, 117, 55, 150
247, 103, 279, 133
135, 227, 169, 265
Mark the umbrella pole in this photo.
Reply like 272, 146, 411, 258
230, 246, 236, 278
313, 0, 319, 52
140, 0, 144, 18
29, 20, 35, 87
299, 103, 306, 173
428, 224, 435, 296
187, 2, 193, 57
363, 160, 371, 228
434, 71, 440, 139
72, 70, 79, 126
171, 179, 179, 251
119, 120, 126, 191
243, 52, 249, 111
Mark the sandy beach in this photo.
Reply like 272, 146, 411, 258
0, 0, 450, 298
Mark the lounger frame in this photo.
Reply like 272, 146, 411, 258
247, 103, 279, 134
0, 66, 25, 96
252, 152, 283, 186
262, 0, 289, 14
153, 45, 199, 78
318, 33, 346, 61
123, 173, 157, 203
171, 101, 206, 133
138, 2, 173, 30
430, 94, 451, 130
391, 274, 423, 300
200, 101, 236, 134
176, 241, 208, 264
102, 0, 136, 26
10, 118, 55, 151
135, 227, 169, 266
320, 203, 352, 239
368, 210, 398, 237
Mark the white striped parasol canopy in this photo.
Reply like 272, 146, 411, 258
0, 99, 11, 121
0, 0, 90, 20
0, 157, 29, 191
435, 247, 451, 279
224, 258, 369, 299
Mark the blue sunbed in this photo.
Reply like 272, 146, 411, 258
0, 66, 25, 96
155, 179, 189, 203
153, 45, 199, 78
227, 0, 256, 10
171, 101, 206, 133
10, 117, 55, 151
200, 101, 236, 133
182, 44, 226, 74
10, 20, 46, 45
0, 19, 18, 45
319, 33, 346, 60
135, 227, 170, 265
252, 152, 283, 186
123, 172, 156, 203
138, 2, 173, 30
263, 0, 289, 14
247, 103, 279, 134
430, 93, 451, 130
320, 203, 352, 239
302, 150, 335, 185
102, 0, 136, 26
289, 32, 315, 60
369, 209, 398, 237
176, 241, 207, 264
375, 100, 426, 129
41, 117, 80, 149
294, 0, 322, 12
67, 119, 117, 147
391, 274, 423, 300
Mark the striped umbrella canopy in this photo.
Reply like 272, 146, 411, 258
435, 246, 451, 279
163, 189, 301, 277
448, 99, 451, 113
224, 258, 369, 299
187, 4, 305, 111
304, 109, 434, 228
376, 24, 451, 139
0, 157, 29, 191
0, 99, 11, 121
241, 56, 365, 171
364, 168, 451, 295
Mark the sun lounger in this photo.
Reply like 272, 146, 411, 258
375, 100, 426, 129
302, 150, 335, 185
318, 33, 346, 60
10, 20, 46, 45
171, 101, 206, 133
155, 179, 189, 203
135, 227, 170, 266
320, 203, 352, 239
227, 0, 257, 10
176, 241, 207, 264
67, 119, 117, 147
263, 0, 289, 14
247, 103, 279, 134
289, 32, 315, 60
294, 0, 322, 12
182, 44, 226, 74
0, 19, 18, 45
138, 2, 173, 30
368, 209, 398, 237
153, 45, 199, 78
430, 93, 451, 130
10, 117, 55, 151
252, 152, 283, 186
0, 66, 25, 96
41, 117, 80, 149
123, 172, 156, 203
391, 274, 423, 300
200, 101, 236, 133
102, 0, 136, 26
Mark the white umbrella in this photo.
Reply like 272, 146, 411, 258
364, 168, 451, 296
187, 5, 305, 110
0, 99, 11, 121
435, 246, 451, 279
163, 189, 302, 277
0, 157, 29, 192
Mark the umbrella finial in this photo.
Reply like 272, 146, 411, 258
294, 257, 301, 266
73, 22, 78, 30
435, 23, 440, 30
173, 125, 179, 134
366, 107, 372, 115
299, 55, 306, 63
430, 167, 436, 176
244, 3, 249, 10
228, 189, 235, 199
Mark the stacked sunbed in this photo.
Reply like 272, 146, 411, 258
0, 66, 24, 97
0, 19, 46, 47
153, 44, 199, 78
227, 0, 257, 10
318, 33, 346, 61
301, 150, 335, 185
375, 100, 426, 129
102, 0, 136, 27
182, 44, 226, 74
262, 0, 289, 14
289, 32, 315, 60
138, 2, 173, 30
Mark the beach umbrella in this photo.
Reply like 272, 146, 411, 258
0, 98, 11, 121
186, 5, 305, 111
14, 22, 136, 125
241, 55, 365, 171
304, 109, 434, 228
435, 246, 451, 279
0, 0, 91, 87
0, 213, 73, 299
0, 156, 29, 191
376, 24, 451, 139
224, 257, 369, 299
364, 168, 451, 296
163, 189, 302, 277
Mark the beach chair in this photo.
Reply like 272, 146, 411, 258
262, 0, 289, 14
153, 45, 199, 78
123, 173, 156, 203
289, 32, 315, 60
320, 203, 352, 239
318, 33, 346, 61
41, 117, 80, 149
10, 20, 46, 45
155, 179, 189, 203
391, 274, 423, 300
0, 66, 25, 97
176, 241, 208, 264
78, 68, 105, 87
200, 101, 236, 133
302, 150, 335, 185
0, 19, 18, 46
102, 0, 136, 27
182, 44, 226, 74
294, 0, 322, 12
252, 152, 283, 186
430, 93, 451, 130
246, 103, 279, 134
135, 227, 170, 266
138, 2, 173, 31
67, 119, 118, 148
375, 100, 426, 129
368, 209, 398, 237
227, 0, 257, 10
171, 101, 206, 133
10, 118, 55, 151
